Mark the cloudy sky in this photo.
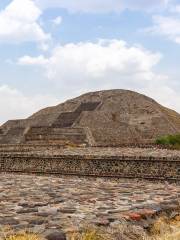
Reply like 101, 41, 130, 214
0, 0, 180, 123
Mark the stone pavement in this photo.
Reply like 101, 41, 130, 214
0, 174, 179, 235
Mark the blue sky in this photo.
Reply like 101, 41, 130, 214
0, 0, 180, 123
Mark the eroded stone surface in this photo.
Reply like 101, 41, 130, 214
0, 174, 179, 235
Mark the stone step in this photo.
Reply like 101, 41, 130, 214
28, 127, 85, 135
24, 127, 88, 145
53, 112, 80, 128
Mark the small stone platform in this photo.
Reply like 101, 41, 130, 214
0, 174, 179, 235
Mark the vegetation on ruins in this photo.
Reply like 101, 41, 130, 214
1, 232, 41, 240
155, 134, 180, 149
70, 218, 180, 240
1, 216, 179, 240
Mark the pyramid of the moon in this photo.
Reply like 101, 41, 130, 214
0, 89, 180, 146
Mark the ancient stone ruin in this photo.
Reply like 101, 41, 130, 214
0, 89, 180, 180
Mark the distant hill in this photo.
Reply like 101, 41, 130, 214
0, 89, 180, 146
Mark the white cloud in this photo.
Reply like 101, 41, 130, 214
18, 55, 49, 65
143, 15, 180, 44
18, 40, 161, 81
0, 0, 51, 44
17, 39, 180, 113
52, 16, 62, 26
35, 0, 169, 13
0, 85, 59, 124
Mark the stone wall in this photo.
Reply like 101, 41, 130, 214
0, 154, 179, 180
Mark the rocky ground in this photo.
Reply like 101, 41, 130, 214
0, 174, 179, 238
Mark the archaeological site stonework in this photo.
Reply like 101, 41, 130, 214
0, 89, 180, 180
0, 90, 180, 236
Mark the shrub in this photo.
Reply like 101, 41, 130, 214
148, 215, 180, 240
155, 134, 180, 148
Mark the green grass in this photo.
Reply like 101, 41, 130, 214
155, 134, 180, 149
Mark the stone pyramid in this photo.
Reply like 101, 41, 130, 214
0, 89, 180, 146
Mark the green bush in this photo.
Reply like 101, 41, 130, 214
155, 134, 180, 147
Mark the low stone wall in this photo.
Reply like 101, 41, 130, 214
0, 154, 179, 180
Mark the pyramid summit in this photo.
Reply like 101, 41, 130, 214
0, 89, 180, 146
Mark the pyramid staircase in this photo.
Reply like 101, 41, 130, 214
24, 127, 87, 145
20, 101, 101, 145
52, 102, 100, 128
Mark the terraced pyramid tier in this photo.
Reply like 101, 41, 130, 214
0, 89, 180, 146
